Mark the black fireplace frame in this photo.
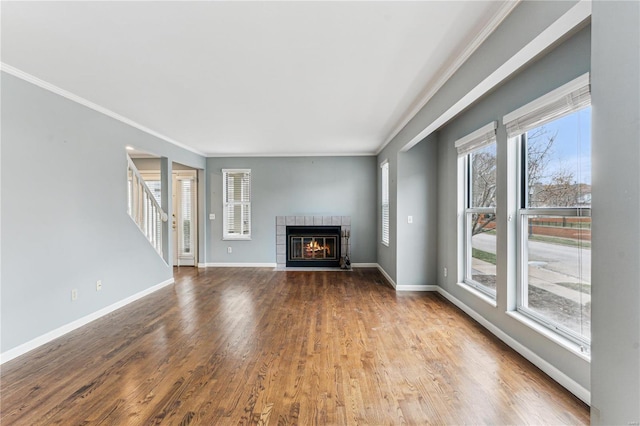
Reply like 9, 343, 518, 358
286, 226, 341, 267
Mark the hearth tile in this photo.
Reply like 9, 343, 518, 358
323, 216, 332, 225
341, 216, 351, 226
332, 216, 341, 225
276, 225, 285, 235
277, 235, 285, 245
276, 216, 285, 225
276, 245, 286, 255
295, 216, 304, 225
276, 255, 286, 264
304, 216, 313, 225
286, 216, 296, 225
314, 216, 323, 225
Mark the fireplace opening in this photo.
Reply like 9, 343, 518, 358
286, 226, 341, 267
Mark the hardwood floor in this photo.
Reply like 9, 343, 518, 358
1, 267, 589, 425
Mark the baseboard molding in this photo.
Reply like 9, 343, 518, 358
199, 263, 377, 269
375, 264, 397, 289
396, 284, 438, 292
435, 286, 591, 405
0, 277, 175, 365
198, 262, 277, 268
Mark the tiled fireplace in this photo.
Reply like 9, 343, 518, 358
276, 216, 351, 270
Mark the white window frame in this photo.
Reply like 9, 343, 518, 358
504, 73, 592, 351
381, 160, 389, 246
456, 122, 498, 299
222, 169, 251, 240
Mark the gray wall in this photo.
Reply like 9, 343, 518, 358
436, 24, 592, 393
396, 135, 438, 287
206, 156, 377, 264
590, 1, 640, 423
376, 0, 581, 285
1, 72, 205, 353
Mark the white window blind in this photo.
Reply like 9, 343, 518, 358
381, 160, 389, 246
223, 169, 251, 240
503, 73, 591, 138
455, 121, 498, 156
180, 178, 193, 254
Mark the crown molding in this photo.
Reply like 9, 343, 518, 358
398, 0, 591, 154
204, 151, 376, 158
0, 63, 207, 157
376, 0, 521, 155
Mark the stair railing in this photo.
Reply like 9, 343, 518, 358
127, 155, 168, 255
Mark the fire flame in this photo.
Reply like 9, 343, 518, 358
305, 240, 330, 255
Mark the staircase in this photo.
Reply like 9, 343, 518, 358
127, 155, 167, 256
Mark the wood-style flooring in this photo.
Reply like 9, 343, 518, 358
1, 267, 589, 425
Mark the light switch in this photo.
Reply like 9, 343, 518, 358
408, 216, 413, 224
209, 213, 215, 220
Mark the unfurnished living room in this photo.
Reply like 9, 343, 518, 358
1, 1, 639, 425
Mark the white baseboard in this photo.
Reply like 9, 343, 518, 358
396, 284, 438, 291
435, 286, 590, 405
375, 264, 397, 288
198, 262, 377, 269
351, 263, 378, 268
0, 277, 175, 365
198, 262, 277, 268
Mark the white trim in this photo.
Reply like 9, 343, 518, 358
396, 285, 438, 292
396, 0, 592, 154
198, 262, 378, 269
454, 121, 497, 154
198, 262, 277, 268
502, 73, 590, 125
435, 286, 590, 405
505, 311, 591, 362
0, 63, 206, 157
209, 151, 377, 157
0, 277, 175, 365
376, 264, 396, 289
456, 281, 498, 307
351, 263, 379, 268
377, 0, 520, 154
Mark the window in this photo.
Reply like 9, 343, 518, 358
504, 74, 591, 350
456, 122, 498, 298
381, 160, 389, 246
223, 169, 251, 240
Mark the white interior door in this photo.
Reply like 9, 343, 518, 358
173, 171, 197, 266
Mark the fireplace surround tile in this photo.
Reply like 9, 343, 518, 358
276, 215, 351, 269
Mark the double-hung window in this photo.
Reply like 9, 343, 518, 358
223, 169, 251, 240
504, 73, 591, 350
381, 160, 390, 246
456, 122, 498, 298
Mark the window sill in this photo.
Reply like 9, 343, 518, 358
456, 282, 497, 307
505, 310, 591, 362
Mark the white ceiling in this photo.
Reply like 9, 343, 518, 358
1, 1, 516, 157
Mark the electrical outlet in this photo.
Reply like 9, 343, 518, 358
227, 246, 232, 254
71, 289, 78, 301
443, 267, 448, 277
96, 280, 102, 291
408, 215, 413, 224
209, 213, 215, 220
